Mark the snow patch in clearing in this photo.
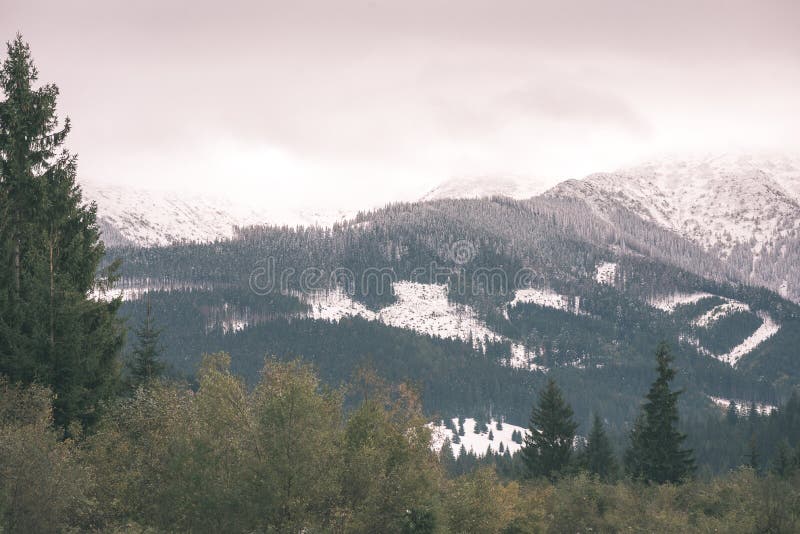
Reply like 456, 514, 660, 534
303, 282, 547, 372
508, 344, 548, 372
692, 299, 750, 327
429, 418, 528, 458
649, 292, 714, 313
684, 312, 780, 366
594, 262, 617, 285
708, 395, 776, 415
510, 288, 570, 312
305, 288, 377, 322
379, 282, 498, 343
89, 280, 214, 302
716, 312, 780, 366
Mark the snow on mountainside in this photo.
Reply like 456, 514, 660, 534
547, 154, 800, 256
545, 154, 800, 302
303, 282, 546, 372
81, 182, 351, 247
429, 418, 528, 458
648, 291, 780, 367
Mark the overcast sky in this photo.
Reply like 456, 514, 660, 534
3, 0, 799, 211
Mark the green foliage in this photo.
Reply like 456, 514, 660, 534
626, 342, 695, 483
442, 468, 518, 533
0, 36, 123, 429
0, 377, 91, 532
521, 378, 578, 480
2, 363, 800, 532
83, 355, 442, 532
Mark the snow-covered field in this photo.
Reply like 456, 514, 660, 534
649, 292, 714, 313
429, 417, 528, 458
510, 288, 576, 314
381, 283, 501, 342
304, 282, 546, 372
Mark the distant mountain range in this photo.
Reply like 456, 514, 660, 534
418, 154, 800, 304
86, 153, 800, 303
81, 182, 352, 247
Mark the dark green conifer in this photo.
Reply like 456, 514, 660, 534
128, 296, 164, 388
624, 342, 694, 483
584, 413, 617, 481
521, 378, 577, 480
0, 35, 123, 429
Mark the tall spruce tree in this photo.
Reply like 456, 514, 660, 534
624, 342, 694, 483
583, 413, 617, 481
0, 36, 123, 429
521, 378, 577, 480
128, 295, 164, 387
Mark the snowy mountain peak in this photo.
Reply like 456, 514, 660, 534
546, 152, 800, 302
81, 181, 352, 247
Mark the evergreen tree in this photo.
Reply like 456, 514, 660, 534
584, 413, 617, 481
0, 36, 123, 429
488, 429, 494, 441
128, 296, 164, 388
439, 438, 456, 475
521, 378, 577, 480
624, 342, 694, 484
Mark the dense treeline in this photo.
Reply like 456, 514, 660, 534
105, 195, 800, 392
116, 287, 780, 434
3, 358, 800, 533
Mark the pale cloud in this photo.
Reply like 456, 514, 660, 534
3, 0, 798, 210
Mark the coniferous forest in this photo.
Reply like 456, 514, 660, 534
2, 36, 800, 533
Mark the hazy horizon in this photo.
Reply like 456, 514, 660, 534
4, 0, 799, 211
